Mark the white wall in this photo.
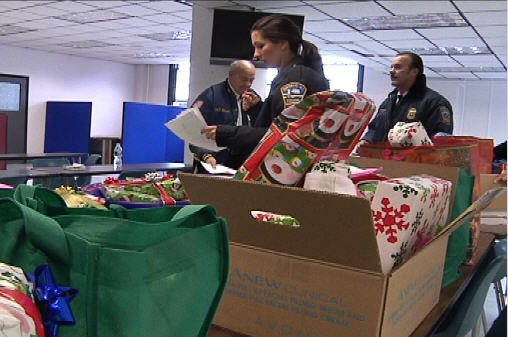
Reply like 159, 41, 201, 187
427, 78, 507, 145
0, 45, 166, 153
362, 65, 507, 145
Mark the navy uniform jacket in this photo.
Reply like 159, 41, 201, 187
189, 79, 262, 169
362, 74, 453, 143
216, 56, 329, 165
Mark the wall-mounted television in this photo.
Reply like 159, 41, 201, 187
210, 9, 304, 67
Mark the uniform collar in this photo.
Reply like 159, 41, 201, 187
226, 78, 241, 99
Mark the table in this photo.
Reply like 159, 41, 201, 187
0, 162, 191, 187
207, 233, 496, 337
0, 152, 88, 166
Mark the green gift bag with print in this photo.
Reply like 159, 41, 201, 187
0, 189, 229, 337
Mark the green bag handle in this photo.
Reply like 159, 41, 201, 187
0, 198, 70, 264
172, 204, 214, 221
13, 184, 67, 211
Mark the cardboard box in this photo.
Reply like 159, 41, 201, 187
179, 158, 501, 337
480, 174, 507, 211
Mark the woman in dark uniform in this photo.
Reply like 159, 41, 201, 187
201, 14, 329, 165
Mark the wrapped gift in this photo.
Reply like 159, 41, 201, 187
82, 173, 189, 208
387, 121, 433, 147
0, 263, 44, 337
235, 91, 375, 186
371, 175, 452, 274
303, 161, 357, 196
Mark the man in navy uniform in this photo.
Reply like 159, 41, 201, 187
190, 60, 262, 171
360, 52, 453, 144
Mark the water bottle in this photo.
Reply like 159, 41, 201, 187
113, 143, 123, 168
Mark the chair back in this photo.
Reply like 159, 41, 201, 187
433, 254, 506, 337
493, 239, 507, 282
84, 154, 101, 165
76, 154, 102, 187
32, 158, 70, 189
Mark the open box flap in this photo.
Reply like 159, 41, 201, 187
179, 173, 383, 273
434, 186, 507, 240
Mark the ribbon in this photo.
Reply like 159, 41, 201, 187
26, 265, 78, 337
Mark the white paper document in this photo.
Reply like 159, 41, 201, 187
200, 162, 237, 175
165, 107, 226, 152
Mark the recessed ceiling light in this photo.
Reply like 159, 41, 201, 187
401, 46, 490, 55
59, 40, 116, 48
139, 31, 192, 41
0, 25, 35, 36
134, 52, 172, 58
343, 13, 467, 31
58, 10, 132, 24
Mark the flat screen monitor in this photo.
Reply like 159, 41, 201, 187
210, 9, 304, 66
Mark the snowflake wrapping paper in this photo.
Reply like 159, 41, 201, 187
371, 175, 452, 274
387, 121, 433, 147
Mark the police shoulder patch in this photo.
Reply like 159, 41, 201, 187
280, 82, 307, 109
439, 105, 451, 124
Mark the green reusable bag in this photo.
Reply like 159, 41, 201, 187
441, 169, 475, 288
0, 193, 229, 337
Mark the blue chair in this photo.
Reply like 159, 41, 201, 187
432, 248, 506, 337
32, 158, 70, 189
492, 239, 507, 312
75, 154, 102, 187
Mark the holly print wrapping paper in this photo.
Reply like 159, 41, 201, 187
387, 121, 433, 147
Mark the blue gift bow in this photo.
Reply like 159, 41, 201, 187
26, 265, 78, 337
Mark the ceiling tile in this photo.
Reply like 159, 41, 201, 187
454, 0, 506, 12
171, 10, 192, 21
424, 60, 463, 67
491, 46, 507, 55
140, 1, 193, 12
377, 1, 456, 15
318, 31, 372, 43
476, 25, 507, 38
497, 54, 507, 66
421, 55, 462, 63
474, 72, 507, 79
83, 1, 128, 9
0, 1, 35, 9
440, 72, 477, 79
416, 26, 477, 39
168, 21, 192, 30
232, 1, 305, 9
144, 13, 189, 24
87, 20, 130, 30
45, 1, 97, 12
190, 1, 235, 9
18, 18, 75, 29
484, 37, 507, 47
0, 14, 22, 25
111, 4, 159, 16
1, 9, 45, 21
303, 19, 353, 33
463, 11, 507, 27
261, 5, 329, 21
314, 2, 390, 19
432, 38, 486, 48
365, 29, 422, 41
354, 40, 396, 55
453, 54, 503, 66
22, 5, 69, 16
64, 23, 107, 33
109, 17, 155, 27
383, 39, 434, 49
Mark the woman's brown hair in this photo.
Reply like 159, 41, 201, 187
251, 14, 324, 74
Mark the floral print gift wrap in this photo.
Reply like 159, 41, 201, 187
235, 91, 376, 186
